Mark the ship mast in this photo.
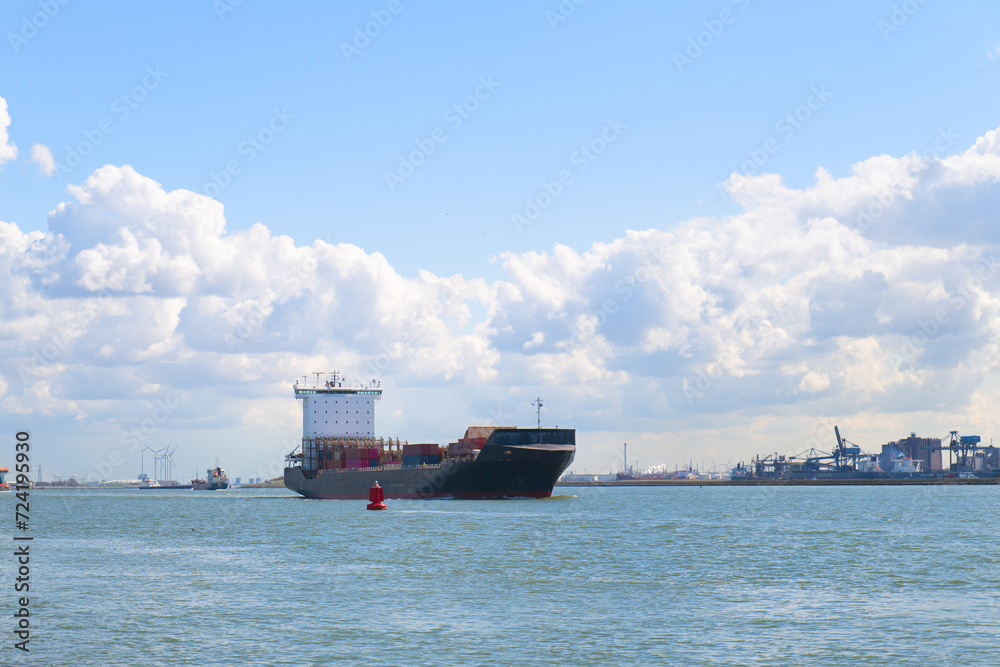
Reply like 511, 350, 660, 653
534, 397, 543, 429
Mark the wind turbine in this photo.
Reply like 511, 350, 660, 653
165, 445, 178, 481
141, 446, 158, 479
152, 446, 169, 480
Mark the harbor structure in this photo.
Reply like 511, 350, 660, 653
731, 427, 1000, 480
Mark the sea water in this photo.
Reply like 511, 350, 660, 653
5, 485, 999, 666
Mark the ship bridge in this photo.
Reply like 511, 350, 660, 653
295, 371, 382, 440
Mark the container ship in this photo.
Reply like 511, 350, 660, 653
283, 373, 575, 499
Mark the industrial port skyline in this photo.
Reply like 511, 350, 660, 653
563, 426, 1000, 481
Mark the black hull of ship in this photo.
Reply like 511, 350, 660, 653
284, 428, 575, 499
192, 480, 229, 490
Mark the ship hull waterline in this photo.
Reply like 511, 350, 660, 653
284, 440, 575, 500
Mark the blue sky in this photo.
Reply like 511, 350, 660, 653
2, 0, 1000, 480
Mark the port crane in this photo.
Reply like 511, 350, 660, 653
733, 425, 996, 480
734, 425, 868, 479
795, 426, 864, 473
947, 430, 980, 471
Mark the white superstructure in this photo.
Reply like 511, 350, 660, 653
295, 371, 382, 439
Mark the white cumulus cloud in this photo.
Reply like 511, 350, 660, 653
5, 125, 1000, 475
30, 143, 56, 176
0, 96, 17, 166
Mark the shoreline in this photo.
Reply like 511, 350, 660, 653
556, 477, 1000, 487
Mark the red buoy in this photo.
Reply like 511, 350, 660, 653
366, 481, 387, 510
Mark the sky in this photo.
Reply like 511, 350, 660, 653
2, 0, 1000, 482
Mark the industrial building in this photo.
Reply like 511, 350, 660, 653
879, 433, 943, 472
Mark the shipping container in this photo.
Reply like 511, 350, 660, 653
402, 444, 422, 457
463, 426, 498, 440
345, 459, 365, 470
369, 459, 379, 468
402, 456, 421, 467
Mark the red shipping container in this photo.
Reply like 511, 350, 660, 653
402, 444, 422, 457
346, 459, 365, 469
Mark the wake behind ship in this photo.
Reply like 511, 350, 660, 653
283, 373, 575, 499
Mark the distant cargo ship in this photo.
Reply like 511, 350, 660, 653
192, 464, 229, 491
283, 373, 575, 499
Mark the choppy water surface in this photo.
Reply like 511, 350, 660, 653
9, 485, 1000, 665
